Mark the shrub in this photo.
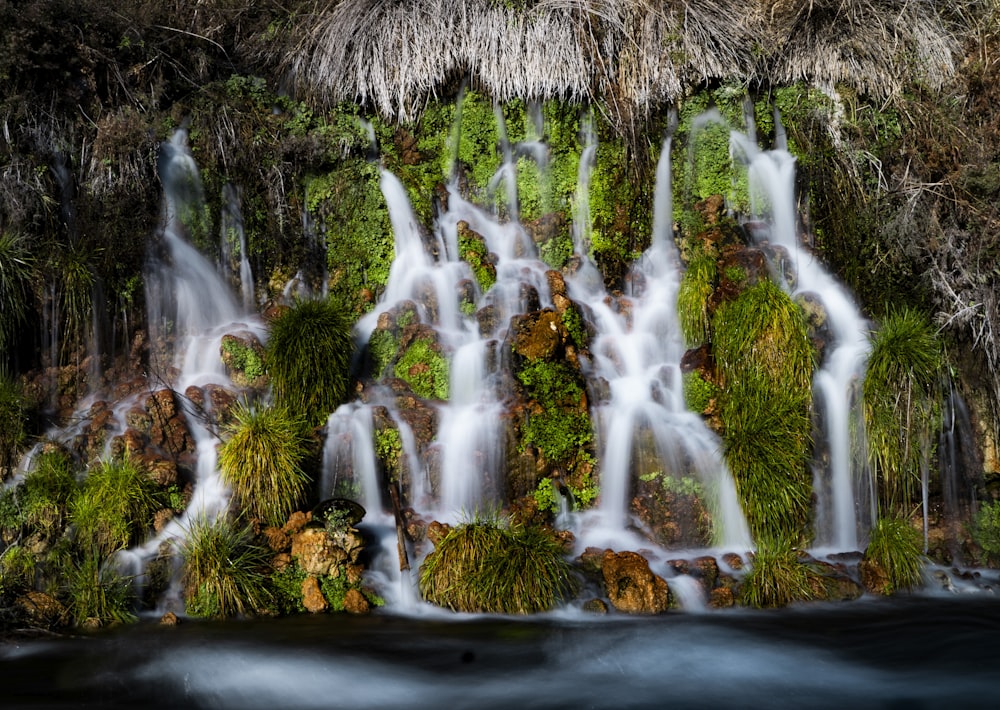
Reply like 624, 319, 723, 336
863, 307, 943, 515
419, 512, 577, 614
739, 537, 820, 609
971, 500, 1000, 562
267, 298, 355, 425
70, 455, 160, 556
181, 517, 273, 619
218, 401, 310, 526
863, 516, 924, 594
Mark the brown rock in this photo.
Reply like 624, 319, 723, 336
270, 552, 293, 572
160, 611, 181, 626
291, 527, 347, 576
427, 521, 452, 546
302, 576, 329, 613
152, 508, 175, 533
583, 598, 609, 614
602, 550, 671, 614
264, 526, 292, 552
510, 309, 565, 361
721, 552, 745, 571
343, 588, 371, 615
709, 586, 736, 608
283, 511, 311, 535
16, 591, 68, 626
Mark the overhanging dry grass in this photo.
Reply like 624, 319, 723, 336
284, 0, 971, 122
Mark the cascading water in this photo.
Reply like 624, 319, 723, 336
219, 182, 256, 311
732, 128, 873, 552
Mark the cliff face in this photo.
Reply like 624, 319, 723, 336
0, 2, 998, 554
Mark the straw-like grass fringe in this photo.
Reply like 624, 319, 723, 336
285, 0, 966, 121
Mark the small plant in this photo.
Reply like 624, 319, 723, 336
0, 231, 35, 354
0, 545, 35, 594
181, 517, 273, 619
219, 401, 310, 526
17, 449, 78, 540
863, 516, 924, 594
682, 371, 719, 415
267, 297, 355, 425
677, 250, 717, 346
971, 500, 1000, 563
419, 512, 577, 614
0, 368, 27, 476
269, 562, 307, 615
62, 549, 136, 627
71, 455, 161, 556
739, 537, 820, 609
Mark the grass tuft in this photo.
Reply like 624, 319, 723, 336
863, 516, 924, 594
677, 250, 717, 347
739, 536, 820, 608
71, 455, 161, 556
267, 298, 355, 426
419, 512, 577, 614
219, 401, 311, 527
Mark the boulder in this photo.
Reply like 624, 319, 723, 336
343, 588, 371, 615
602, 550, 671, 614
302, 576, 328, 613
291, 527, 348, 576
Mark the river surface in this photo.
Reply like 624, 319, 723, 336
2, 596, 999, 709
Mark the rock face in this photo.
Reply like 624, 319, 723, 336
301, 576, 329, 613
290, 526, 365, 576
602, 550, 671, 614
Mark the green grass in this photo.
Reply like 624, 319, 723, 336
0, 545, 36, 595
181, 517, 273, 619
62, 549, 136, 627
863, 516, 924, 594
419, 512, 577, 614
17, 449, 79, 540
739, 537, 820, 608
712, 279, 815, 543
70, 455, 161, 556
971, 500, 1000, 563
0, 368, 27, 475
863, 307, 943, 515
0, 231, 35, 354
677, 251, 717, 346
267, 297, 355, 425
218, 401, 310, 526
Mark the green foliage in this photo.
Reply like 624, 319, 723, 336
374, 426, 403, 479
713, 279, 814, 543
864, 517, 924, 594
267, 297, 355, 425
516, 360, 593, 465
269, 563, 307, 615
0, 545, 35, 594
219, 401, 310, 527
18, 449, 78, 540
181, 517, 273, 619
971, 501, 1000, 563
458, 230, 496, 293
419, 513, 577, 614
677, 251, 717, 346
0, 231, 34, 355
533, 477, 559, 514
863, 307, 944, 516
318, 573, 383, 612
683, 371, 719, 415
62, 550, 136, 627
367, 328, 400, 380
394, 338, 449, 400
560, 305, 588, 349
589, 136, 650, 281
221, 337, 265, 383
739, 537, 820, 609
71, 456, 160, 556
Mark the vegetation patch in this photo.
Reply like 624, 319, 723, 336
677, 250, 718, 346
862, 516, 924, 595
394, 338, 449, 400
71, 455, 161, 556
516, 360, 593, 467
739, 537, 820, 609
267, 297, 356, 426
419, 513, 577, 614
219, 401, 310, 527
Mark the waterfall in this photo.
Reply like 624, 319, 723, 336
732, 130, 872, 552
219, 183, 255, 311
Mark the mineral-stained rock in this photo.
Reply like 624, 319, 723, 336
426, 521, 452, 546
510, 309, 566, 361
721, 552, 745, 571
17, 591, 67, 626
343, 588, 371, 615
328, 527, 366, 564
602, 550, 671, 614
283, 511, 311, 536
859, 557, 891, 596
160, 611, 180, 626
291, 527, 347, 576
302, 576, 329, 613
709, 586, 736, 608
583, 598, 609, 614
264, 526, 291, 553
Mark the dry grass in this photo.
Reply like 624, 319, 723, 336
284, 0, 969, 121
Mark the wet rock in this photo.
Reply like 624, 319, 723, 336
328, 527, 366, 564
343, 588, 371, 615
583, 598, 609, 614
159, 611, 180, 626
283, 511, 311, 536
524, 212, 568, 245
709, 586, 736, 608
152, 508, 175, 534
264, 526, 292, 553
721, 552, 745, 571
475, 304, 500, 337
692, 556, 720, 589
859, 557, 891, 596
220, 331, 266, 389
302, 576, 329, 613
695, 194, 726, 226
16, 591, 68, 627
510, 309, 566, 361
602, 550, 671, 614
426, 521, 452, 546
291, 527, 347, 576
146, 389, 194, 458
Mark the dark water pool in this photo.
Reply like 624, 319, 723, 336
2, 596, 999, 709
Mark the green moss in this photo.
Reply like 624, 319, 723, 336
458, 229, 496, 293
712, 279, 814, 544
560, 304, 588, 349
374, 425, 403, 481
683, 371, 719, 415
367, 329, 399, 379
269, 563, 306, 615
589, 136, 650, 282
516, 360, 593, 465
17, 449, 78, 540
677, 251, 717, 346
533, 477, 559, 514
318, 572, 384, 611
221, 337, 265, 383
971, 501, 1000, 564
394, 338, 449, 400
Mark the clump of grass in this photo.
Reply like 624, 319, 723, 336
71, 455, 161, 556
267, 298, 355, 425
181, 517, 273, 619
863, 307, 943, 516
0, 368, 27, 476
739, 537, 820, 609
677, 251, 717, 346
17, 449, 78, 540
863, 516, 924, 594
62, 550, 136, 627
0, 231, 35, 354
0, 545, 35, 594
419, 512, 577, 614
218, 401, 310, 526
712, 278, 814, 543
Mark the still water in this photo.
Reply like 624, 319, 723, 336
2, 596, 998, 709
